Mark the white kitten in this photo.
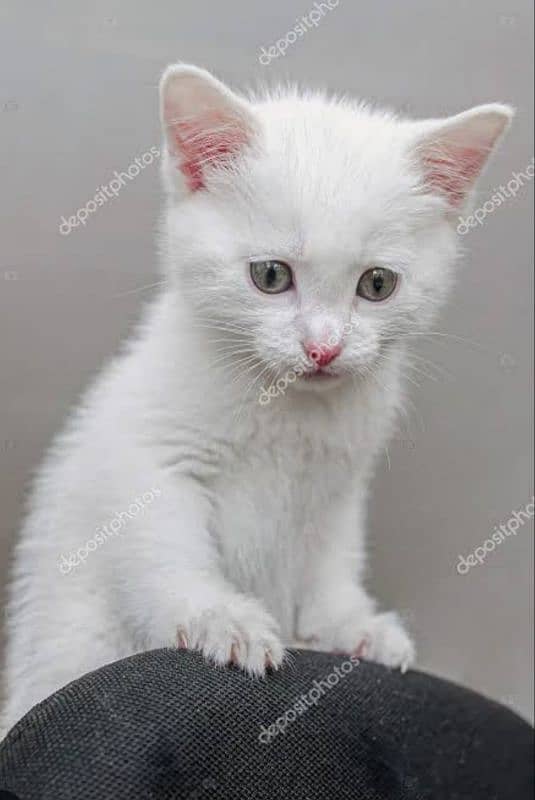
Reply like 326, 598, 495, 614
1, 64, 511, 736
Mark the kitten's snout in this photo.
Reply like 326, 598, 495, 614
304, 340, 342, 368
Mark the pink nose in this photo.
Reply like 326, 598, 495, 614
304, 341, 342, 368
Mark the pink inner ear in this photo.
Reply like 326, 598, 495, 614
167, 109, 249, 192
423, 144, 488, 207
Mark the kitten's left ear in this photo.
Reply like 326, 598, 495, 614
159, 64, 258, 195
412, 103, 514, 209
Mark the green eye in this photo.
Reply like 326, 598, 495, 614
250, 260, 293, 294
357, 267, 398, 302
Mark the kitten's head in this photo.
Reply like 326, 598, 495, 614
159, 64, 512, 393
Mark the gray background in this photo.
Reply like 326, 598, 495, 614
1, 0, 533, 721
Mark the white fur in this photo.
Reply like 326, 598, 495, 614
1, 65, 512, 737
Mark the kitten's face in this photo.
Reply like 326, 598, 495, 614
160, 66, 511, 393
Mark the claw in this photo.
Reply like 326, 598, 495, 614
230, 642, 240, 665
353, 637, 370, 660
265, 649, 276, 670
177, 628, 189, 649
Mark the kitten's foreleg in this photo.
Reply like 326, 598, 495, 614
125, 476, 284, 675
297, 495, 415, 671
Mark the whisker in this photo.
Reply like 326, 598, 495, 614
112, 279, 167, 298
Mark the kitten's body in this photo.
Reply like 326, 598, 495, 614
2, 66, 511, 736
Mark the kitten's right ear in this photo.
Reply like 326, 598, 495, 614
159, 64, 258, 195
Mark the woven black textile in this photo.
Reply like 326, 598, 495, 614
0, 648, 533, 799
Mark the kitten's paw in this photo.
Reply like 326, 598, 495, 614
350, 612, 415, 672
310, 611, 415, 672
176, 597, 284, 677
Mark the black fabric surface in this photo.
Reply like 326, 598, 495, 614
0, 648, 533, 799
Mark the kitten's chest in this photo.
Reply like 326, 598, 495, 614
218, 398, 358, 522
211, 401, 362, 630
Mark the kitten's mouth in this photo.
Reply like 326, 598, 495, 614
303, 369, 338, 381
299, 362, 346, 385
295, 366, 345, 393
